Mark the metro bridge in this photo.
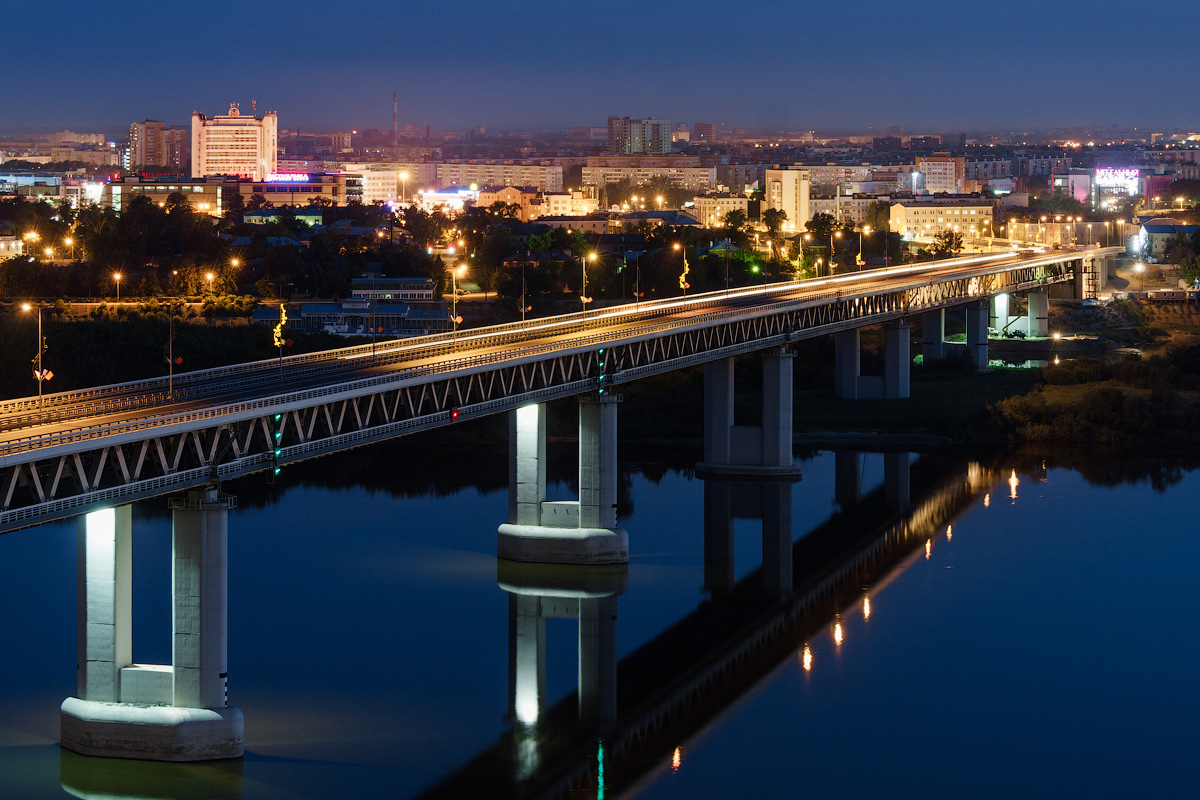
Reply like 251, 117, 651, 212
0, 246, 1119, 535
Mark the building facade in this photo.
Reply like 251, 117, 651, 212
191, 104, 278, 180
890, 200, 994, 239
435, 162, 563, 192
607, 117, 672, 155
915, 153, 965, 194
764, 168, 811, 230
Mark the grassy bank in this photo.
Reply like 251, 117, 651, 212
989, 346, 1200, 443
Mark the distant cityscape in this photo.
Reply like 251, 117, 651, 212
3, 101, 1198, 339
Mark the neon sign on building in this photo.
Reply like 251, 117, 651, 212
265, 173, 312, 183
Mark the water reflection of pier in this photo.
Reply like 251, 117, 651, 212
416, 454, 998, 799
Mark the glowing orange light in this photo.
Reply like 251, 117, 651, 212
802, 644, 812, 672
863, 596, 871, 621
925, 539, 932, 560
672, 747, 682, 772
946, 524, 953, 542
834, 621, 844, 647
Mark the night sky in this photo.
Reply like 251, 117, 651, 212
6, 0, 1200, 134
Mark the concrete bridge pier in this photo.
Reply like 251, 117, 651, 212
699, 349, 801, 477
965, 301, 990, 369
1027, 290, 1049, 337
834, 323, 911, 400
500, 560, 626, 736
922, 310, 946, 361
989, 293, 1011, 334
61, 488, 243, 762
498, 399, 628, 565
702, 478, 794, 599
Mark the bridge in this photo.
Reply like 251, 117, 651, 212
2, 245, 1116, 764
0, 246, 1119, 535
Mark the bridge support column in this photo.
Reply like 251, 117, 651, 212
498, 560, 626, 734
989, 294, 1010, 333
1027, 290, 1049, 337
885, 451, 911, 510
699, 350, 800, 477
61, 489, 243, 762
835, 450, 861, 511
922, 310, 946, 361
883, 322, 911, 400
834, 330, 860, 399
498, 399, 628, 565
965, 301, 989, 369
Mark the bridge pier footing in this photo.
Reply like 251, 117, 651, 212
498, 399, 628, 565
922, 310, 946, 361
61, 489, 243, 762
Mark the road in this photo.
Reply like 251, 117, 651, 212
0, 251, 1036, 454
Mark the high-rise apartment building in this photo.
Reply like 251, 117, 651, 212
129, 120, 191, 171
915, 153, 965, 194
694, 123, 717, 141
607, 117, 672, 155
190, 104, 278, 180
129, 121, 166, 168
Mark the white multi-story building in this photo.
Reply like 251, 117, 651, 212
915, 154, 965, 194
435, 162, 563, 192
692, 193, 754, 228
764, 168, 811, 230
890, 200, 994, 239
190, 104, 278, 180
583, 163, 715, 192
537, 188, 599, 218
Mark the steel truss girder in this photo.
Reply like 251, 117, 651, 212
0, 262, 1070, 533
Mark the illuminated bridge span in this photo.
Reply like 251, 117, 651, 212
0, 247, 1118, 533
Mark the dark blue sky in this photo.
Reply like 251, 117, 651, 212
8, 0, 1199, 135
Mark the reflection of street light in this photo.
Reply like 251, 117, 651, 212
20, 303, 51, 406
113, 272, 122, 301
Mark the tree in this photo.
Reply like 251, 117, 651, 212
1181, 253, 1200, 286
805, 212, 838, 242
929, 229, 963, 258
246, 193, 273, 211
723, 208, 748, 232
762, 208, 787, 236
864, 201, 891, 233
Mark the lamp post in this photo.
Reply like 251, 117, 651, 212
399, 171, 409, 202
63, 237, 74, 260
451, 264, 465, 335
113, 272, 122, 302
1135, 262, 1145, 293
582, 251, 597, 311
858, 225, 870, 271
20, 303, 50, 406
829, 230, 842, 274
205, 271, 215, 295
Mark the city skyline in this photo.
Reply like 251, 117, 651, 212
6, 0, 1200, 134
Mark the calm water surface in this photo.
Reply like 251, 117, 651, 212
0, 439, 1196, 799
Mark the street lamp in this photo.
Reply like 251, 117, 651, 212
830, 230, 842, 273
20, 303, 51, 406
399, 171, 409, 202
205, 272, 215, 294
113, 272, 122, 302
450, 264, 466, 335
858, 225, 870, 271
1135, 262, 1145, 293
63, 237, 74, 259
582, 251, 597, 311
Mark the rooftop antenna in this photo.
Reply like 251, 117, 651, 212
252, 99, 257, 116
392, 92, 398, 147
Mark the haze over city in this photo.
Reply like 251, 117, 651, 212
6, 0, 1200, 133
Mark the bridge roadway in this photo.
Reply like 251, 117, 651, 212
0, 248, 1111, 532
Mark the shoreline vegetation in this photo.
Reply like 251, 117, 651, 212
3, 297, 1198, 445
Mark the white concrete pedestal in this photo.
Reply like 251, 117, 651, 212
60, 698, 243, 762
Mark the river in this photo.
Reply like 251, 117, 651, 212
0, 433, 1196, 798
